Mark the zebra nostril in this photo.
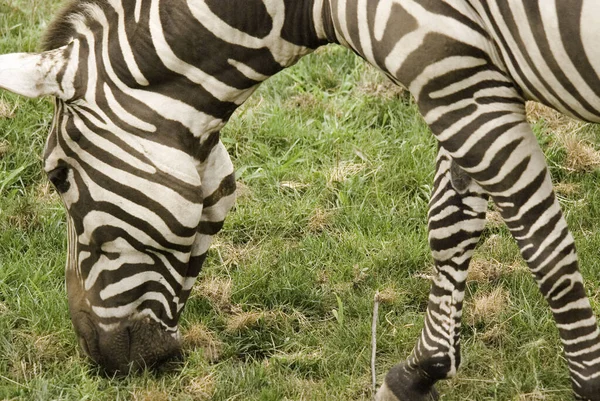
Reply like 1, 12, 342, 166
78, 336, 90, 357
72, 312, 101, 362
47, 165, 70, 193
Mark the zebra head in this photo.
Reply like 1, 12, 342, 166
0, 38, 236, 374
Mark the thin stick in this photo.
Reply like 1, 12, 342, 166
371, 291, 380, 393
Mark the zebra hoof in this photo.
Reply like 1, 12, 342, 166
573, 374, 600, 401
375, 363, 439, 401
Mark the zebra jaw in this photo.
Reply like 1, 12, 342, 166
0, 44, 76, 99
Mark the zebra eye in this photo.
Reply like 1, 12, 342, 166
47, 166, 71, 193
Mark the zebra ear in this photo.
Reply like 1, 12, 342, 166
0, 46, 72, 98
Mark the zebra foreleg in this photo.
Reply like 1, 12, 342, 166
377, 148, 489, 401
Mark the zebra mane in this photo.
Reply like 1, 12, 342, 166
42, 0, 109, 51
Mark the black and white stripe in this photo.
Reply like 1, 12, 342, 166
0, 0, 598, 397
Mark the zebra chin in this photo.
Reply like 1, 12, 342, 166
71, 311, 182, 375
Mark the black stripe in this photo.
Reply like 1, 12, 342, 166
203, 173, 236, 208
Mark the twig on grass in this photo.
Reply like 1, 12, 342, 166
372, 291, 381, 394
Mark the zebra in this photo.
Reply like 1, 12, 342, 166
0, 0, 599, 399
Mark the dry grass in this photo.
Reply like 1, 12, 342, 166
554, 182, 580, 196
328, 161, 367, 185
4, 201, 42, 231
209, 239, 259, 269
467, 258, 503, 283
272, 349, 323, 365
467, 258, 524, 283
35, 181, 60, 204
0, 140, 9, 158
352, 264, 370, 288
183, 324, 223, 362
9, 359, 42, 381
557, 131, 600, 171
225, 311, 272, 333
33, 333, 69, 362
316, 270, 329, 285
185, 374, 215, 401
8, 332, 70, 380
514, 390, 548, 401
131, 387, 171, 401
0, 100, 16, 119
526, 101, 600, 171
280, 181, 309, 190
478, 234, 507, 255
467, 287, 510, 326
235, 181, 252, 199
376, 287, 400, 304
193, 277, 233, 311
357, 80, 405, 99
479, 323, 507, 345
485, 209, 504, 228
525, 101, 580, 132
307, 207, 335, 233
356, 64, 405, 99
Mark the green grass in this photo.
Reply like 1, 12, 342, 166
1, 1, 600, 400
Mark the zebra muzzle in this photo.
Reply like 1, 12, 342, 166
73, 313, 181, 375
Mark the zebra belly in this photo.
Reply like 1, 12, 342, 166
474, 0, 600, 123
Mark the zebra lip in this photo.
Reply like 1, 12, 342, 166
96, 324, 133, 375
73, 314, 182, 375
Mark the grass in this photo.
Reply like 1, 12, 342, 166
1, 1, 600, 400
